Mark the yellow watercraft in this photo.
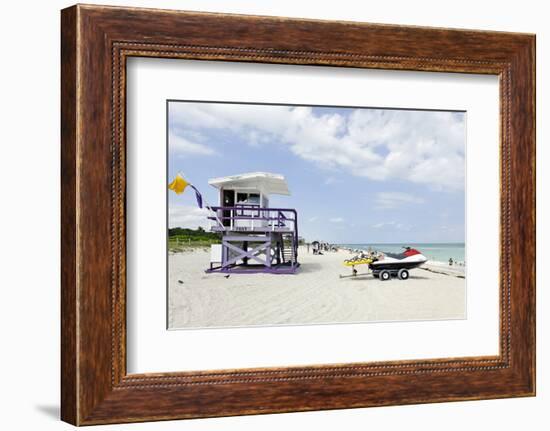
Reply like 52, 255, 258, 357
343, 257, 373, 267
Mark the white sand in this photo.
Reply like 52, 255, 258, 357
168, 246, 465, 329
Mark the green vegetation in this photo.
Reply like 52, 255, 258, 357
168, 227, 221, 252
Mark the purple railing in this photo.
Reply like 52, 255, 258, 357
208, 205, 296, 227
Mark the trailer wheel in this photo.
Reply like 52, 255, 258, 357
379, 270, 391, 281
398, 268, 409, 280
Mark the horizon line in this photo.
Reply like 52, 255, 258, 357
333, 241, 465, 245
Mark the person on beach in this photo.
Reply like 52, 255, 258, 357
312, 241, 320, 255
449, 257, 454, 266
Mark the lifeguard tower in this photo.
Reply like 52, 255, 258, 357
206, 172, 299, 274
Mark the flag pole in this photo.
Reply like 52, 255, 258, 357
175, 172, 224, 230
200, 194, 224, 231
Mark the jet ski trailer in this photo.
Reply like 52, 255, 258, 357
370, 247, 428, 280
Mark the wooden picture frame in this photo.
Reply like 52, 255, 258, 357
61, 4, 535, 425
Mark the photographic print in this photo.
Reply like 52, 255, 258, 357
167, 101, 466, 329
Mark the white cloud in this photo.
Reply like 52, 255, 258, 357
372, 221, 410, 231
169, 205, 211, 229
374, 192, 425, 210
169, 131, 217, 156
307, 216, 318, 222
329, 217, 345, 223
169, 103, 465, 189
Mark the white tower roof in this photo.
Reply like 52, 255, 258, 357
208, 172, 290, 196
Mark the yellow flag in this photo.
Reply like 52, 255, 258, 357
168, 174, 189, 195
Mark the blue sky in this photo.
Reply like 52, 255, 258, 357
168, 101, 465, 244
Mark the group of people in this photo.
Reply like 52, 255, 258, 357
448, 258, 465, 267
307, 241, 339, 255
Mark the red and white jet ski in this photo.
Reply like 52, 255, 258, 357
370, 247, 427, 281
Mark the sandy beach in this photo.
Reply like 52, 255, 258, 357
168, 246, 465, 329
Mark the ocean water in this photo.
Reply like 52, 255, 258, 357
339, 243, 465, 264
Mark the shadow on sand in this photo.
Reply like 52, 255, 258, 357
296, 262, 324, 274
343, 274, 432, 281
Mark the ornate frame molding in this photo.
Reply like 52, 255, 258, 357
61, 5, 535, 425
